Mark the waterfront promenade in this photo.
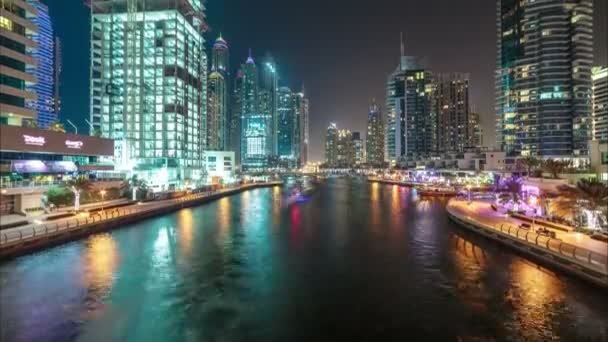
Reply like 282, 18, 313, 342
447, 198, 608, 287
0, 181, 282, 258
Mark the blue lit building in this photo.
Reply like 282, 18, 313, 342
26, 0, 57, 128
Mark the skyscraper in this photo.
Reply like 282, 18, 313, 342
241, 51, 268, 170
296, 87, 309, 166
25, 0, 57, 128
231, 70, 243, 165
90, 0, 208, 187
0, 0, 38, 126
386, 37, 433, 164
337, 129, 354, 168
277, 86, 297, 164
366, 100, 384, 167
208, 35, 229, 150
53, 37, 61, 116
259, 54, 278, 156
325, 123, 338, 167
496, 0, 594, 162
592, 67, 607, 143
435, 73, 470, 153
207, 71, 227, 150
468, 111, 483, 148
352, 131, 364, 166
211, 34, 229, 74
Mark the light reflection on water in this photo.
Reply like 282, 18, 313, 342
1, 178, 607, 341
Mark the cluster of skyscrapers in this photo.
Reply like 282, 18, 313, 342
0, 0, 61, 128
328, 0, 606, 171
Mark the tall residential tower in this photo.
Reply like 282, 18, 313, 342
496, 0, 594, 162
90, 0, 208, 188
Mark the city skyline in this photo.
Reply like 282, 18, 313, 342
42, 0, 607, 162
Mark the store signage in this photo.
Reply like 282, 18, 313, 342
65, 140, 84, 149
23, 135, 46, 146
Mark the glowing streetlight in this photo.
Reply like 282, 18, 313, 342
529, 195, 538, 230
100, 190, 107, 212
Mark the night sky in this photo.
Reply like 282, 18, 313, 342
47, 0, 607, 162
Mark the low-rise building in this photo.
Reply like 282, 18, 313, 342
203, 151, 235, 185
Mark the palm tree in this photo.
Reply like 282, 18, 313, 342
65, 178, 93, 211
121, 175, 148, 201
542, 159, 570, 179
48, 121, 66, 133
518, 156, 540, 177
504, 177, 522, 203
558, 178, 608, 229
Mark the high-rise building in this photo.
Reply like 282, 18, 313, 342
435, 73, 470, 153
0, 0, 38, 126
259, 54, 278, 156
53, 37, 61, 115
231, 70, 243, 165
366, 100, 384, 167
352, 131, 364, 166
25, 0, 56, 128
211, 34, 229, 75
277, 86, 298, 166
337, 129, 354, 168
90, 0, 208, 188
207, 35, 229, 150
207, 71, 227, 150
325, 123, 338, 167
468, 111, 483, 148
241, 51, 268, 170
386, 38, 433, 164
296, 87, 309, 166
592, 66, 607, 143
496, 0, 594, 162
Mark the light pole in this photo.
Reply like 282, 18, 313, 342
100, 190, 107, 213
466, 184, 472, 204
529, 195, 538, 231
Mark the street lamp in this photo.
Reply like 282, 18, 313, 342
529, 195, 538, 231
100, 190, 107, 213
466, 184, 472, 204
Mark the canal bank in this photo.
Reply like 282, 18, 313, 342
0, 182, 283, 259
446, 198, 608, 289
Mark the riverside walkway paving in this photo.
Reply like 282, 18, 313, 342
448, 199, 608, 257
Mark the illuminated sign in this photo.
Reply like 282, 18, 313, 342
23, 135, 46, 146
65, 140, 84, 149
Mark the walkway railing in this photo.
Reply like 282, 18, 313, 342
0, 180, 64, 189
448, 206, 607, 276
0, 182, 282, 248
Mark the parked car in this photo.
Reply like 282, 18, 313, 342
590, 232, 608, 243
518, 223, 531, 230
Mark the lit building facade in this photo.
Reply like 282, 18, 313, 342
352, 131, 364, 166
592, 66, 607, 143
259, 54, 278, 156
336, 129, 354, 168
207, 71, 227, 150
25, 0, 57, 128
207, 35, 229, 151
468, 111, 483, 148
435, 73, 470, 153
295, 88, 309, 167
0, 0, 38, 126
231, 70, 243, 165
90, 0, 208, 188
240, 53, 268, 170
386, 51, 433, 164
496, 0, 594, 162
366, 100, 384, 167
324, 123, 338, 167
277, 86, 298, 166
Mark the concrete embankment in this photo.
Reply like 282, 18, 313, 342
0, 182, 282, 260
446, 199, 608, 289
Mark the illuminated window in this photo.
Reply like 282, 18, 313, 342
0, 16, 12, 30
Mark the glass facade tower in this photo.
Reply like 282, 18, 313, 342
366, 100, 384, 167
0, 0, 38, 126
497, 0, 594, 161
25, 0, 56, 128
240, 53, 268, 170
90, 0, 208, 188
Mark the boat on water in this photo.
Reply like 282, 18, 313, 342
417, 186, 458, 197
